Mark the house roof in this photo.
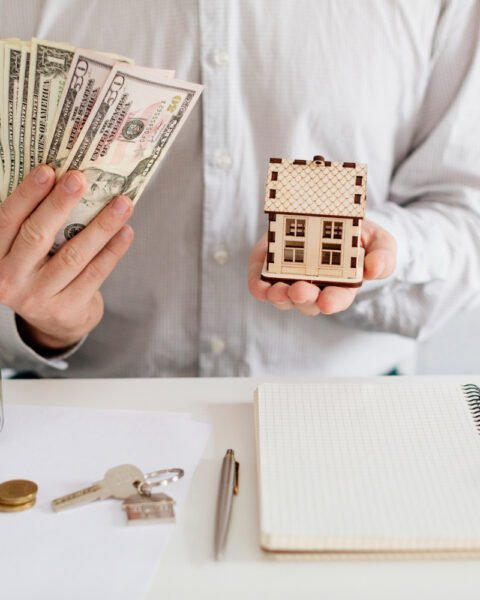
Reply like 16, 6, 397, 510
263, 156, 367, 217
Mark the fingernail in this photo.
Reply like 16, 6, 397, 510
111, 196, 130, 215
119, 226, 133, 239
34, 166, 51, 184
63, 172, 83, 193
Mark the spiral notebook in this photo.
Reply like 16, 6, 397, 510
254, 380, 480, 556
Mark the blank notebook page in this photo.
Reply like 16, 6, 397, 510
255, 382, 480, 552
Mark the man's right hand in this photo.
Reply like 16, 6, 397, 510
0, 165, 134, 353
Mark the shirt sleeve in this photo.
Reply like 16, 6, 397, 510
0, 304, 85, 372
336, 0, 480, 341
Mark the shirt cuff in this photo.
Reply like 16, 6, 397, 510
0, 304, 85, 371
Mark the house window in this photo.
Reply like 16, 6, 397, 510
333, 222, 343, 239
285, 218, 306, 237
284, 241, 305, 263
323, 221, 343, 239
321, 243, 341, 266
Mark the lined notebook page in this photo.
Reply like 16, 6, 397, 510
255, 382, 480, 552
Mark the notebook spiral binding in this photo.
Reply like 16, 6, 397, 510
463, 384, 480, 433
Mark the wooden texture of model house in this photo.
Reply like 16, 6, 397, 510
261, 155, 368, 287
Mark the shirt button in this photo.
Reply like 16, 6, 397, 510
210, 336, 226, 355
213, 152, 233, 170
211, 50, 229, 67
213, 248, 229, 265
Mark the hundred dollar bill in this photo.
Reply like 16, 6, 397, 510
46, 50, 166, 166
1, 41, 22, 198
54, 65, 202, 248
25, 39, 75, 173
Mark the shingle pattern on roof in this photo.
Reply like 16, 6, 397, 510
264, 158, 367, 217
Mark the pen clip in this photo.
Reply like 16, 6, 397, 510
233, 460, 240, 495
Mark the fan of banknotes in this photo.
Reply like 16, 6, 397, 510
0, 38, 202, 249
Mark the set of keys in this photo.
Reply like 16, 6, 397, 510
51, 464, 184, 525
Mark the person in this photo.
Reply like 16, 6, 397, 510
0, 0, 479, 378
56, 161, 150, 247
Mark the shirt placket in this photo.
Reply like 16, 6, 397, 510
198, 0, 239, 376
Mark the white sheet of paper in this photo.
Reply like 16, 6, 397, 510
0, 404, 211, 599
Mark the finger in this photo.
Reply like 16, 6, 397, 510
267, 282, 294, 310
296, 302, 322, 316
285, 281, 321, 316
316, 285, 358, 314
8, 171, 86, 270
364, 242, 396, 279
248, 234, 271, 301
0, 165, 55, 258
287, 281, 320, 304
39, 196, 133, 295
62, 225, 134, 304
249, 274, 271, 301
362, 221, 397, 280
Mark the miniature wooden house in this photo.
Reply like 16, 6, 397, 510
261, 156, 368, 287
122, 493, 175, 525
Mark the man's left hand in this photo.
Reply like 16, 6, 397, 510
248, 218, 396, 316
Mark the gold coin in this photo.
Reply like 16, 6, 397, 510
0, 479, 38, 506
0, 498, 36, 512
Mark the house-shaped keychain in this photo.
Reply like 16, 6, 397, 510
261, 155, 367, 287
122, 492, 176, 525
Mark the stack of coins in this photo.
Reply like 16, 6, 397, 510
0, 479, 38, 512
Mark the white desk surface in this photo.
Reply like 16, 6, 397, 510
4, 375, 480, 600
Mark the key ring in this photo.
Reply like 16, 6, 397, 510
136, 468, 184, 496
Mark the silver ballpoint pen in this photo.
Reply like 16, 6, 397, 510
214, 449, 240, 560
